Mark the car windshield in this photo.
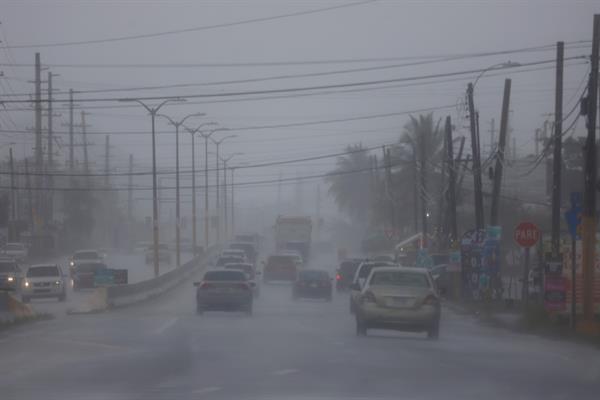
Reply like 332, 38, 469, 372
370, 270, 430, 288
0, 262, 17, 273
299, 270, 329, 280
74, 251, 99, 259
76, 263, 107, 273
204, 270, 246, 281
27, 266, 60, 277
358, 263, 394, 279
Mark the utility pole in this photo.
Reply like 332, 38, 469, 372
489, 118, 495, 156
551, 42, 564, 258
9, 147, 16, 240
231, 167, 236, 235
128, 154, 133, 224
490, 79, 512, 226
81, 111, 89, 175
580, 14, 599, 332
25, 159, 34, 232
383, 146, 395, 232
69, 89, 74, 170
316, 184, 321, 243
223, 159, 228, 239
513, 137, 517, 160
46, 72, 55, 224
445, 117, 457, 243
467, 83, 485, 230
34, 53, 42, 233
436, 131, 448, 240
412, 145, 419, 234
104, 135, 110, 187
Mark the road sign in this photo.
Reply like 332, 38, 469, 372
564, 205, 582, 239
514, 222, 541, 248
545, 276, 567, 311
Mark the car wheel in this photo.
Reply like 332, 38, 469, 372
21, 296, 29, 303
356, 315, 367, 336
427, 321, 440, 340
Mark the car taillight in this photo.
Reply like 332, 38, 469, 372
200, 282, 212, 289
363, 291, 376, 303
237, 283, 250, 290
422, 295, 439, 306
335, 273, 341, 281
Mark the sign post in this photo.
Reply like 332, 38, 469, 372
514, 221, 541, 307
564, 192, 582, 329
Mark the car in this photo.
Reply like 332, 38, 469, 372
21, 264, 67, 302
371, 254, 395, 263
228, 242, 257, 263
0, 258, 22, 291
69, 249, 104, 276
279, 250, 304, 268
72, 261, 108, 290
215, 255, 245, 267
1, 242, 28, 262
335, 258, 364, 292
221, 249, 247, 262
145, 244, 172, 265
194, 269, 254, 315
263, 254, 298, 282
224, 262, 261, 298
349, 261, 398, 314
293, 269, 332, 301
354, 266, 441, 339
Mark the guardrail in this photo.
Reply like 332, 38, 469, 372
73, 245, 220, 313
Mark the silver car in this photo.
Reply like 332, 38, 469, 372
22, 264, 67, 302
354, 266, 441, 339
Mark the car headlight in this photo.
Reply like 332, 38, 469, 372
70, 261, 75, 267
7, 276, 14, 282
55, 280, 61, 286
24, 281, 29, 287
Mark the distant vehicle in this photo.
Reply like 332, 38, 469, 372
279, 250, 304, 267
1, 242, 28, 262
69, 249, 104, 276
215, 255, 245, 268
293, 269, 332, 301
354, 266, 441, 339
221, 249, 247, 262
134, 241, 152, 253
194, 269, 254, 315
372, 254, 395, 263
228, 242, 257, 264
21, 264, 67, 302
349, 261, 398, 314
275, 216, 312, 261
145, 244, 172, 265
72, 261, 108, 290
224, 262, 261, 298
234, 233, 261, 252
335, 258, 364, 292
0, 258, 22, 291
263, 254, 298, 282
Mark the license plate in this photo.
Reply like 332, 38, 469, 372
387, 297, 409, 307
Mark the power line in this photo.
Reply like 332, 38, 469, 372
1, 0, 376, 49
0, 56, 586, 105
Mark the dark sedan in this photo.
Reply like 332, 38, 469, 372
195, 269, 253, 315
293, 269, 333, 301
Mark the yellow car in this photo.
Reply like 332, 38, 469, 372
353, 266, 441, 339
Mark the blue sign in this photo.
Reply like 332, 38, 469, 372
94, 269, 114, 286
564, 192, 582, 239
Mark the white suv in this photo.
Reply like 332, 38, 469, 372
22, 264, 67, 303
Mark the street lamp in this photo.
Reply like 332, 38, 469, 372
183, 121, 218, 256
198, 127, 229, 249
210, 134, 237, 243
220, 152, 244, 239
157, 112, 205, 267
472, 61, 521, 89
120, 97, 185, 278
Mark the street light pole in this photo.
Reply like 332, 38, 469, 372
158, 112, 205, 267
120, 98, 185, 278
210, 135, 237, 244
219, 152, 243, 239
184, 122, 218, 256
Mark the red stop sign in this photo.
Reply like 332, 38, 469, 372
514, 222, 541, 248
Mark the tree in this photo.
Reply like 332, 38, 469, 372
326, 144, 372, 225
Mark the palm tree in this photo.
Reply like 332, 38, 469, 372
400, 113, 443, 238
326, 144, 372, 225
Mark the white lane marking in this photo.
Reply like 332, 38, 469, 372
153, 317, 178, 335
271, 368, 299, 376
192, 386, 222, 394
42, 337, 127, 351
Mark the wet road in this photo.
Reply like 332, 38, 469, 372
1, 253, 600, 400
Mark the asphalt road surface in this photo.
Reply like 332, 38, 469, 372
1, 251, 599, 400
